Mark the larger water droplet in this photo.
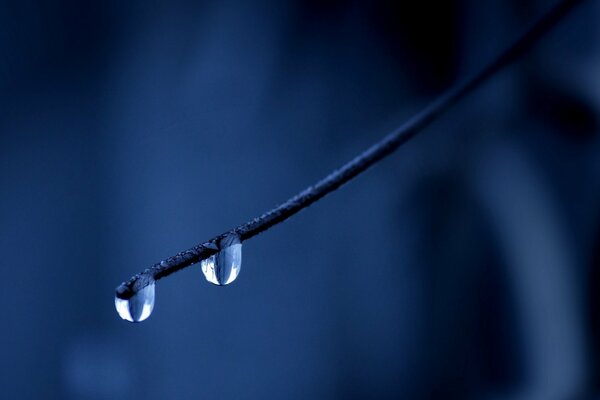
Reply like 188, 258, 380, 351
114, 282, 155, 322
201, 234, 242, 285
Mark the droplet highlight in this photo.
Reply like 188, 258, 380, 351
114, 282, 155, 322
201, 234, 242, 285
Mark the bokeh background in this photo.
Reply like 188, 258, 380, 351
2, 0, 600, 398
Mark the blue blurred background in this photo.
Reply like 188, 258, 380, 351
2, 0, 600, 398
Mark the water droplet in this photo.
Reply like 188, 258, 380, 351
201, 234, 242, 285
114, 282, 155, 322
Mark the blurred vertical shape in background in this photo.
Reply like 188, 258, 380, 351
1, 0, 599, 399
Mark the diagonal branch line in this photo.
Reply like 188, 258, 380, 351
116, 0, 585, 299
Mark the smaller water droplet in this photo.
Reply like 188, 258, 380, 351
201, 234, 242, 286
114, 282, 155, 322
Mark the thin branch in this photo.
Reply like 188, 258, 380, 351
116, 0, 585, 299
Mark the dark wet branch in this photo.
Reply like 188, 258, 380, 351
116, 0, 585, 299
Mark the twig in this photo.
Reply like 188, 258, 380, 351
116, 0, 585, 299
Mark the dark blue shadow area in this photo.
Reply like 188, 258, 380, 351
1, 0, 600, 399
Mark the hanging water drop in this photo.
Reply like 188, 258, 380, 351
114, 282, 155, 322
201, 234, 242, 285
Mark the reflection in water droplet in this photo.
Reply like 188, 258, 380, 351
201, 234, 242, 285
114, 282, 155, 322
